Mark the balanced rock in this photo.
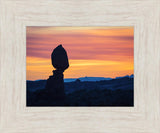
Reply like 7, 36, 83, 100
51, 44, 69, 71
44, 44, 69, 105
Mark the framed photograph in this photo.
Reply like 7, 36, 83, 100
0, 0, 159, 132
26, 26, 134, 106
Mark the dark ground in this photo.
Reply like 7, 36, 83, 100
27, 77, 134, 106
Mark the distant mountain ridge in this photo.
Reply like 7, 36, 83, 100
28, 74, 134, 83
115, 74, 134, 79
64, 77, 112, 82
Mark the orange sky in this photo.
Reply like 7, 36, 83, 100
27, 27, 134, 80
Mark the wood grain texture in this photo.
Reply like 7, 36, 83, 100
0, 0, 160, 132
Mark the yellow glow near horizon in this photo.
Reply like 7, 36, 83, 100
27, 57, 133, 80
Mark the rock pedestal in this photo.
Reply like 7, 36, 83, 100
45, 70, 65, 101
45, 44, 69, 105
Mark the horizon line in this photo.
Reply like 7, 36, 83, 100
27, 74, 134, 81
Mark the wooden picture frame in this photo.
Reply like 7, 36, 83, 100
0, 0, 159, 132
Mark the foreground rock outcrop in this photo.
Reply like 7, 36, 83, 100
30, 44, 69, 106
45, 44, 69, 104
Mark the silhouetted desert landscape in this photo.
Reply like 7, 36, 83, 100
27, 75, 134, 106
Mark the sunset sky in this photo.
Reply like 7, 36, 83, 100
27, 27, 134, 80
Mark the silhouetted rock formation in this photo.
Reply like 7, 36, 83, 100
51, 45, 69, 70
44, 44, 69, 105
